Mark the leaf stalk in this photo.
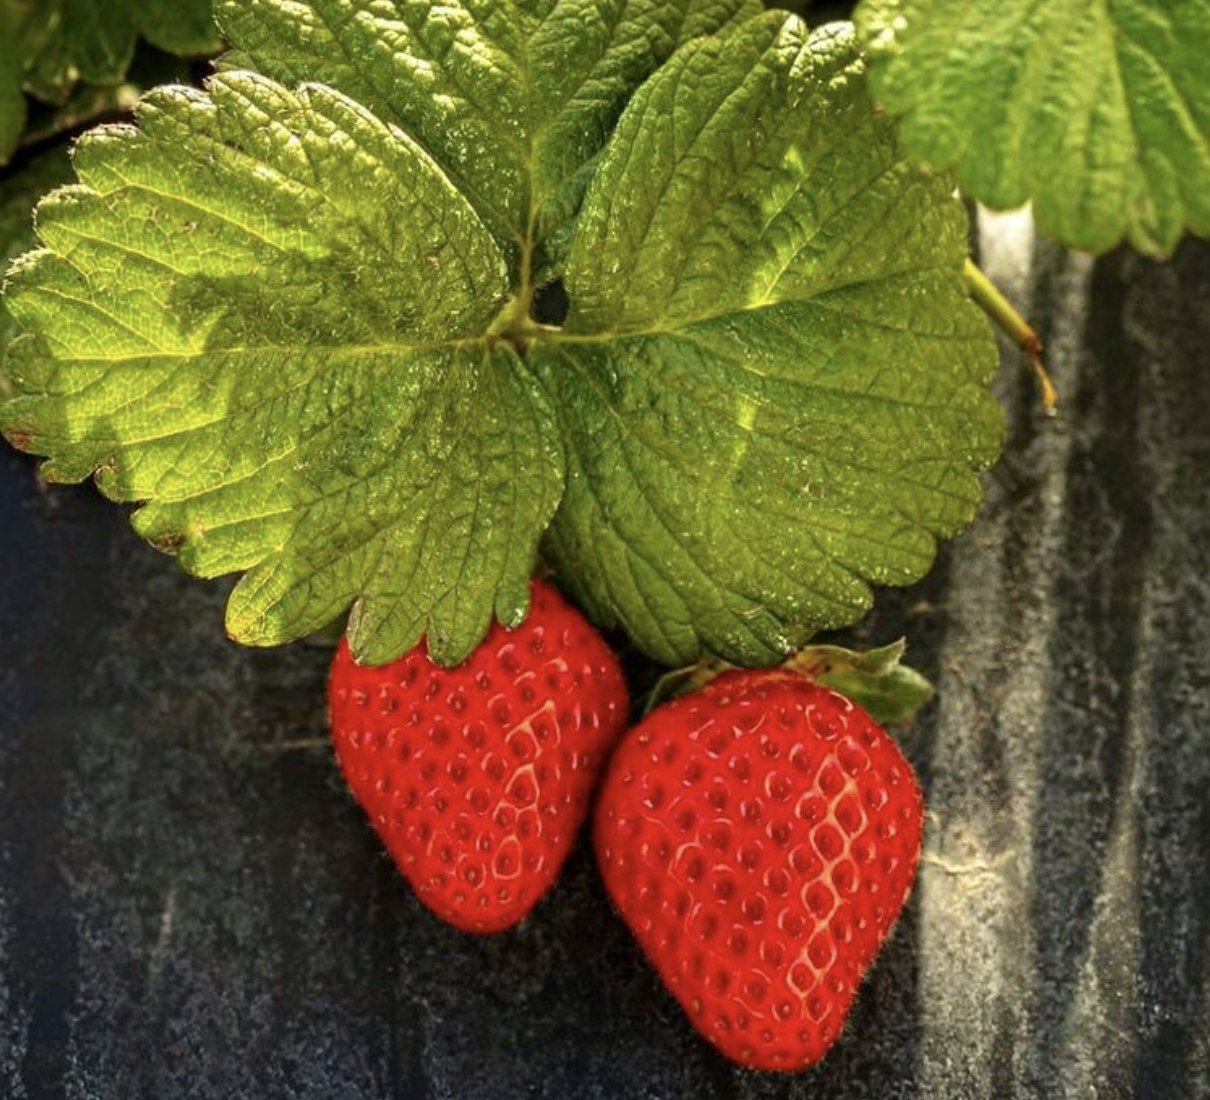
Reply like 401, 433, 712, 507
963, 257, 1057, 415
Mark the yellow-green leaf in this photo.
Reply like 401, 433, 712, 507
857, 0, 1210, 256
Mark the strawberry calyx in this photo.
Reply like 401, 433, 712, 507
647, 639, 933, 727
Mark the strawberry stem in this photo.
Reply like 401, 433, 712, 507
964, 257, 1057, 415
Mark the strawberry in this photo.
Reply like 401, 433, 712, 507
328, 579, 629, 933
594, 668, 923, 1071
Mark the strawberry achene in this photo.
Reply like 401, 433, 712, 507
329, 579, 629, 933
594, 668, 923, 1070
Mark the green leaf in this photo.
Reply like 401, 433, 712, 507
15, 83, 144, 152
856, 0, 1210, 256
216, 0, 760, 279
0, 8, 30, 159
2, 75, 562, 665
0, 0, 221, 164
532, 16, 1002, 665
2, 9, 1003, 669
0, 145, 74, 381
0, 148, 72, 271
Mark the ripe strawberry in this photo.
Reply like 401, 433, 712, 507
594, 668, 923, 1071
329, 579, 628, 933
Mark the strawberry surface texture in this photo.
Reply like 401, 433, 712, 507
329, 579, 629, 933
595, 669, 923, 1071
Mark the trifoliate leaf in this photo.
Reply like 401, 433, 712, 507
216, 0, 761, 278
532, 16, 1002, 666
1, 8, 1003, 669
856, 0, 1210, 256
0, 0, 221, 164
1, 75, 562, 665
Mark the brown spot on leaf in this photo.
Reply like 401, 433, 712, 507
3, 428, 33, 452
151, 531, 185, 555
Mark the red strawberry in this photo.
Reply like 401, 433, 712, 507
594, 668, 923, 1071
329, 579, 629, 933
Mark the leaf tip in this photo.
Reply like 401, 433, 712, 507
495, 581, 533, 631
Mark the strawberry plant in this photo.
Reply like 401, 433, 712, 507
0, 1, 1004, 669
1, 0, 1206, 1077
